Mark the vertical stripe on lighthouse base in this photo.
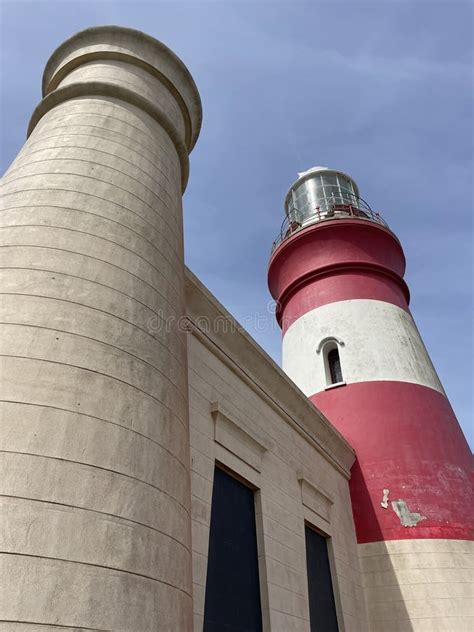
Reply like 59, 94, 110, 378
282, 299, 444, 397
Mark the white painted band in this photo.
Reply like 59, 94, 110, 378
282, 299, 444, 396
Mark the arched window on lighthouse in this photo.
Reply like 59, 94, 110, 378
327, 347, 343, 385
317, 338, 345, 388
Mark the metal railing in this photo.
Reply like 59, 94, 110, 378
272, 194, 388, 252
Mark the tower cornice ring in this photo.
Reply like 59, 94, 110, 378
27, 81, 191, 191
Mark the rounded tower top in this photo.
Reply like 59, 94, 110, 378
274, 166, 388, 252
40, 25, 202, 152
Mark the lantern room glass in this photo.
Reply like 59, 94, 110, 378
286, 172, 359, 223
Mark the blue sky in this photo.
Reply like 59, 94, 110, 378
1, 1, 472, 448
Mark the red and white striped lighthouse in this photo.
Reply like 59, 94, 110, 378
268, 166, 473, 630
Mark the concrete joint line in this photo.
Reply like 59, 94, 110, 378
27, 81, 190, 192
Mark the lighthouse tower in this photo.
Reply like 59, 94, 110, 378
268, 167, 473, 630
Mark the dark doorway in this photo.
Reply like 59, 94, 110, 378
203, 466, 263, 632
305, 525, 339, 632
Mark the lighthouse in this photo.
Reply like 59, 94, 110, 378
268, 167, 473, 629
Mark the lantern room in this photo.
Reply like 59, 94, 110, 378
272, 166, 388, 251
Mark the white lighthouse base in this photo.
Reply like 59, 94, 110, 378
359, 538, 474, 631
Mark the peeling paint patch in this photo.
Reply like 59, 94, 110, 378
391, 500, 426, 527
380, 489, 390, 509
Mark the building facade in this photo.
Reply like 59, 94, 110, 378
0, 26, 472, 632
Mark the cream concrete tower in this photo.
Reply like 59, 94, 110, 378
0, 26, 201, 630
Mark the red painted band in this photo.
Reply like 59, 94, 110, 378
268, 219, 408, 327
280, 268, 410, 333
311, 381, 473, 543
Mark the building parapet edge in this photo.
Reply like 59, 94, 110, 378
184, 267, 356, 479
